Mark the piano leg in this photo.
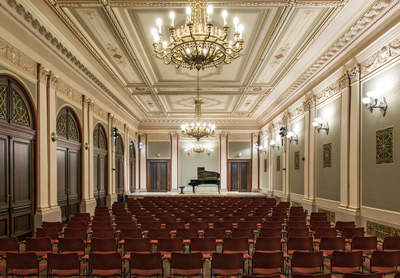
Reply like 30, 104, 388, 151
193, 185, 196, 194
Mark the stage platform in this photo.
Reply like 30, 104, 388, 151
126, 191, 269, 198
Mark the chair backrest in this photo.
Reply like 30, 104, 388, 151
91, 227, 115, 238
119, 228, 142, 239
351, 236, 377, 251
293, 273, 333, 278
255, 236, 281, 252
89, 252, 121, 271
287, 221, 307, 229
92, 216, 110, 222
48, 252, 80, 271
287, 227, 309, 238
232, 228, 254, 239
64, 228, 87, 240
370, 250, 400, 268
171, 252, 203, 270
310, 216, 328, 223
140, 221, 160, 231
314, 228, 337, 239
343, 273, 383, 278
164, 221, 185, 230
66, 221, 87, 229
331, 251, 363, 268
289, 216, 306, 222
223, 237, 248, 252
319, 236, 345, 251
384, 236, 400, 251
214, 221, 233, 230
204, 228, 226, 240
124, 237, 151, 253
292, 251, 323, 268
58, 237, 85, 253
90, 237, 117, 252
176, 228, 199, 239
91, 221, 112, 228
259, 227, 282, 238
0, 237, 19, 252
252, 251, 284, 269
130, 252, 162, 270
6, 252, 38, 269
342, 227, 364, 239
211, 252, 244, 271
189, 221, 209, 230
157, 237, 184, 253
237, 221, 258, 230
136, 216, 155, 223
191, 237, 216, 252
336, 221, 355, 231
262, 221, 282, 228
287, 236, 313, 252
42, 221, 62, 232
148, 228, 171, 240
116, 221, 136, 229
310, 221, 331, 231
25, 237, 52, 252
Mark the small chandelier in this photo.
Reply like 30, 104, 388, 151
185, 143, 214, 156
181, 70, 215, 141
152, 0, 244, 71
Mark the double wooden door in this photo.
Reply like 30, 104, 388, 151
115, 155, 124, 202
94, 150, 107, 207
147, 160, 169, 192
229, 161, 251, 192
57, 140, 81, 222
0, 132, 34, 238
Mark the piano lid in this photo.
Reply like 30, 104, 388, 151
197, 167, 220, 180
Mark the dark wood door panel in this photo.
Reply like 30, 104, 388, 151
57, 149, 67, 197
229, 161, 250, 192
93, 155, 99, 199
68, 151, 79, 196
0, 137, 8, 207
159, 163, 168, 192
230, 162, 239, 191
0, 213, 9, 237
99, 156, 106, 196
12, 140, 31, 204
240, 163, 249, 192
12, 211, 31, 236
147, 161, 170, 192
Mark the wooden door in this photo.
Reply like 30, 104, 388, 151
56, 108, 81, 222
147, 160, 169, 192
93, 124, 107, 207
115, 134, 124, 202
0, 76, 35, 238
129, 143, 135, 193
229, 161, 251, 192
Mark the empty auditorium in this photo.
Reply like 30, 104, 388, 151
0, 0, 399, 277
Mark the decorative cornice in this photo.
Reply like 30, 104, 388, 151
259, 0, 394, 124
228, 133, 252, 141
282, 111, 290, 124
303, 95, 315, 111
147, 134, 170, 141
0, 36, 36, 78
361, 37, 400, 78
38, 65, 50, 84
4, 0, 140, 123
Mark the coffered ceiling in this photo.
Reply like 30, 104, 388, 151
22, 0, 384, 129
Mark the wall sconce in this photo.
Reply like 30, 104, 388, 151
138, 141, 143, 149
362, 91, 387, 116
85, 143, 90, 150
156, 152, 160, 157
255, 142, 266, 155
51, 132, 58, 142
238, 152, 242, 157
270, 140, 280, 150
312, 118, 329, 134
184, 148, 191, 156
206, 148, 214, 157
286, 132, 298, 144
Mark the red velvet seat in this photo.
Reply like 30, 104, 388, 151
314, 228, 337, 243
285, 236, 314, 256
42, 221, 63, 234
158, 237, 184, 259
363, 250, 400, 274
176, 228, 199, 244
232, 228, 254, 244
118, 227, 142, 244
148, 228, 171, 245
91, 227, 115, 239
89, 252, 123, 277
335, 221, 355, 233
286, 251, 323, 275
211, 252, 243, 277
293, 273, 334, 278
191, 237, 217, 259
130, 252, 163, 277
36, 227, 59, 244
0, 237, 19, 259
251, 251, 284, 276
223, 237, 251, 259
171, 252, 203, 277
255, 236, 282, 253
324, 250, 363, 274
6, 252, 47, 277
383, 236, 400, 252
58, 237, 89, 257
348, 236, 378, 256
204, 227, 227, 244
123, 237, 151, 259
25, 237, 53, 259
64, 228, 88, 243
47, 252, 86, 277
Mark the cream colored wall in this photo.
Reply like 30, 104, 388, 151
289, 117, 305, 195
228, 141, 251, 159
272, 133, 283, 191
361, 61, 400, 213
147, 141, 170, 159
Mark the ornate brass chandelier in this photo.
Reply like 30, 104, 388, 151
184, 143, 214, 156
152, 0, 244, 71
181, 70, 215, 141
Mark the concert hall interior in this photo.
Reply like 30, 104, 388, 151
0, 0, 400, 253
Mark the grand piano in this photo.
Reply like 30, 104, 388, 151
188, 167, 220, 193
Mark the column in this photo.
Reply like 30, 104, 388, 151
267, 124, 274, 195
139, 133, 147, 191
339, 73, 351, 209
348, 65, 361, 212
88, 100, 94, 200
251, 133, 259, 192
220, 133, 228, 191
106, 113, 117, 206
124, 124, 129, 194
284, 119, 291, 197
171, 133, 178, 190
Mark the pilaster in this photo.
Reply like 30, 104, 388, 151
139, 133, 147, 191
220, 133, 228, 191
267, 124, 274, 195
282, 113, 290, 197
171, 133, 178, 190
251, 133, 259, 192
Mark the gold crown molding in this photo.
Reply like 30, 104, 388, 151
57, 78, 83, 105
361, 37, 400, 79
303, 94, 315, 111
49, 72, 59, 89
4, 0, 141, 123
259, 0, 394, 125
0, 37, 36, 78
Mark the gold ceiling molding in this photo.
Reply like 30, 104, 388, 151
259, 0, 394, 125
4, 0, 140, 123
0, 37, 36, 78
361, 37, 400, 79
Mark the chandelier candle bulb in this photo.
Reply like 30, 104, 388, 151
156, 18, 162, 33
238, 24, 244, 39
207, 5, 213, 22
186, 7, 192, 22
170, 12, 175, 27
222, 10, 227, 25
234, 17, 239, 32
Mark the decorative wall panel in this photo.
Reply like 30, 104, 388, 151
295, 151, 300, 170
375, 126, 394, 165
275, 196, 281, 204
292, 201, 302, 207
323, 143, 332, 168
264, 159, 267, 172
277, 156, 280, 171
318, 208, 336, 223
367, 221, 400, 239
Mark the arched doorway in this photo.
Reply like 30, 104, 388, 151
115, 134, 124, 202
56, 108, 81, 222
0, 75, 36, 237
93, 124, 107, 207
129, 142, 135, 193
